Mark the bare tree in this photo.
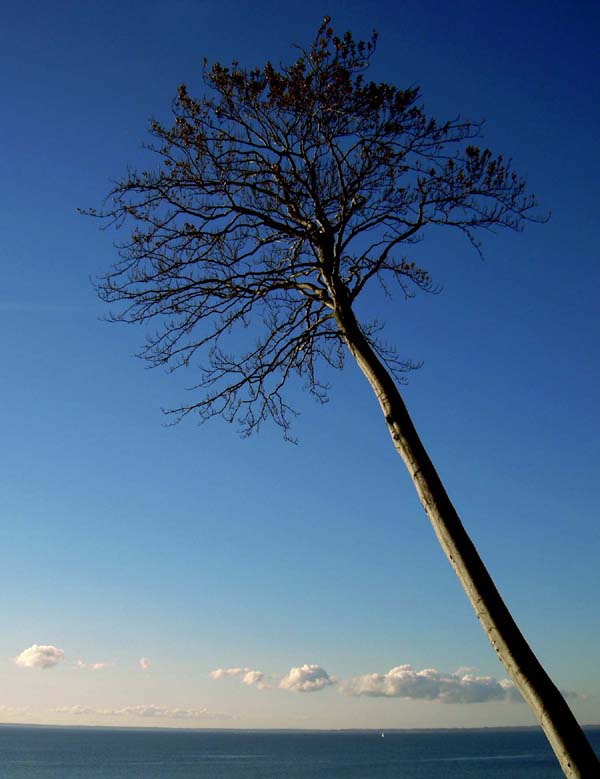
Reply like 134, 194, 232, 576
88, 19, 598, 777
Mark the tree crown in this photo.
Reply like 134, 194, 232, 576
90, 18, 539, 438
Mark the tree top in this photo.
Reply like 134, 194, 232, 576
89, 19, 540, 439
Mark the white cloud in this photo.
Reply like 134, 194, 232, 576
241, 670, 265, 687
340, 665, 523, 704
208, 661, 532, 703
52, 704, 231, 720
210, 667, 248, 679
14, 644, 64, 670
210, 664, 334, 694
279, 665, 335, 693
0, 704, 30, 715
53, 705, 98, 716
455, 665, 477, 676
75, 660, 107, 671
498, 678, 524, 704
139, 657, 150, 671
210, 667, 268, 689
117, 705, 227, 720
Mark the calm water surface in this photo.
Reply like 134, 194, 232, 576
0, 725, 598, 778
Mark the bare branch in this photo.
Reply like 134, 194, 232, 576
88, 18, 542, 436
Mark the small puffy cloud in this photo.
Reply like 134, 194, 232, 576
279, 665, 335, 693
241, 670, 265, 687
75, 660, 107, 671
454, 665, 477, 676
139, 657, 150, 671
52, 704, 231, 721
14, 644, 64, 670
340, 665, 523, 704
210, 667, 245, 680
210, 667, 268, 689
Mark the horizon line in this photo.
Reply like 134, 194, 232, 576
1, 722, 599, 734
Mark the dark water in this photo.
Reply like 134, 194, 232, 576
0, 725, 598, 778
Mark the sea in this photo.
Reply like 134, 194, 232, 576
0, 725, 598, 778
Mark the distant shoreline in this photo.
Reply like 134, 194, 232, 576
1, 722, 599, 734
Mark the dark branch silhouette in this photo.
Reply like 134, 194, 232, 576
92, 21, 532, 437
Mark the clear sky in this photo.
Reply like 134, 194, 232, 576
1, 0, 599, 730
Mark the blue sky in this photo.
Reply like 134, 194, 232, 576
1, 0, 599, 729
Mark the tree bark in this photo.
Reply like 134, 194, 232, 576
334, 298, 599, 778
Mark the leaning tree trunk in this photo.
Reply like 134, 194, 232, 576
333, 298, 599, 778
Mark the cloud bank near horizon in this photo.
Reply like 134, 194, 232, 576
340, 665, 523, 703
52, 704, 232, 721
0, 704, 30, 715
210, 662, 528, 703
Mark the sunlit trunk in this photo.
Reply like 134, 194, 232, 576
334, 298, 599, 778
